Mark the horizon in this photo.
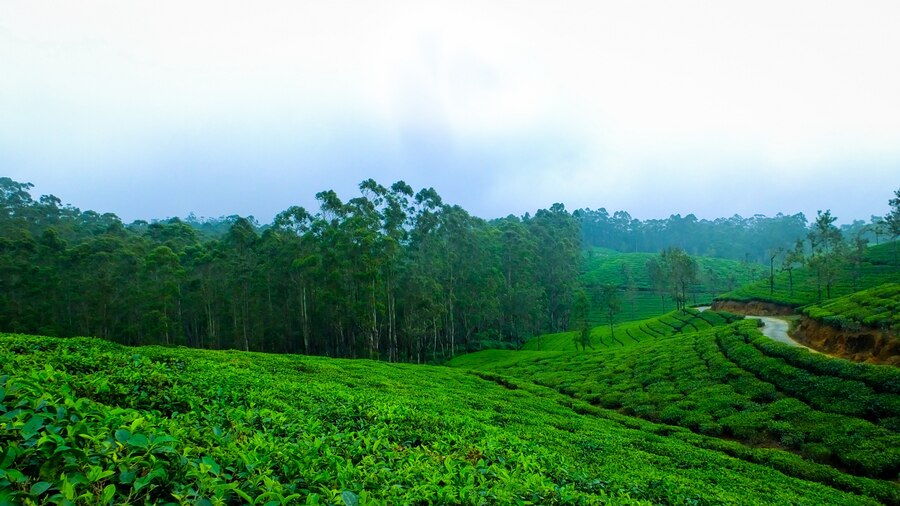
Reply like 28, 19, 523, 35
10, 174, 882, 228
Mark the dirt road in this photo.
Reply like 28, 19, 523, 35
696, 306, 815, 351
744, 316, 802, 347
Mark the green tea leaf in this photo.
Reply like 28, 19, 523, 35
118, 470, 136, 484
0, 447, 15, 468
127, 434, 149, 448
341, 490, 359, 506
21, 415, 44, 439
29, 481, 51, 495
101, 484, 116, 504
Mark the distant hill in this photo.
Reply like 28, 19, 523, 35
581, 248, 762, 325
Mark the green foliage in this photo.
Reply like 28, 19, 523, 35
575, 208, 812, 263
801, 282, 900, 332
452, 322, 900, 501
523, 308, 741, 351
717, 242, 900, 307
746, 332, 900, 395
0, 178, 582, 361
581, 249, 761, 325
1, 333, 890, 505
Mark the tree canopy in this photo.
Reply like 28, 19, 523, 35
0, 178, 581, 361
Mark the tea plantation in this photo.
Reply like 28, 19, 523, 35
1, 333, 893, 505
801, 283, 900, 332
582, 249, 760, 324
524, 308, 744, 351
716, 242, 900, 307
452, 316, 900, 504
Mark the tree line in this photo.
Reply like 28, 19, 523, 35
2, 176, 897, 361
0, 177, 580, 361
576, 207, 891, 262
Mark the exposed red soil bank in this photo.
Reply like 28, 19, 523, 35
792, 316, 900, 366
712, 299, 899, 365
711, 299, 795, 316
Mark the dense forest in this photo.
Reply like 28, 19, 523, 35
0, 177, 582, 360
1, 177, 896, 361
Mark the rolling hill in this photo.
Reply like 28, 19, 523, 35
1, 332, 894, 504
450, 313, 900, 504
715, 242, 899, 308
581, 248, 762, 325
524, 307, 743, 351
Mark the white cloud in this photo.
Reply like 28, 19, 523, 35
1, 0, 898, 222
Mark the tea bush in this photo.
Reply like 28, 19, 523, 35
2, 333, 892, 504
454, 321, 900, 499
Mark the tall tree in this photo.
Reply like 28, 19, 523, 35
657, 247, 698, 312
595, 283, 622, 346
529, 204, 581, 332
886, 188, 900, 263
572, 289, 592, 351
780, 239, 805, 297
646, 257, 668, 313
767, 247, 784, 296
621, 263, 638, 320
224, 217, 259, 351
807, 210, 844, 302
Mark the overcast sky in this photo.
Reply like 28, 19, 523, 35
1, 1, 898, 224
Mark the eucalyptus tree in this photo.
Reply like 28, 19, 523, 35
657, 247, 698, 312
180, 241, 227, 350
272, 205, 315, 353
646, 257, 668, 312
224, 217, 259, 351
571, 289, 592, 350
780, 239, 805, 297
402, 187, 446, 361
528, 203, 581, 332
767, 247, 784, 296
596, 283, 622, 345
143, 245, 184, 345
807, 210, 844, 302
497, 216, 543, 348
621, 263, 638, 320
848, 233, 869, 292
358, 179, 414, 361
886, 188, 900, 262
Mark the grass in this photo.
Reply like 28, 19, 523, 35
716, 242, 900, 307
1, 333, 893, 505
451, 320, 900, 503
801, 282, 900, 332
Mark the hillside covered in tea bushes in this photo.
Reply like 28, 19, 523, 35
2, 332, 895, 505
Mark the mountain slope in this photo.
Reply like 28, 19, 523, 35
581, 248, 761, 325
715, 242, 899, 308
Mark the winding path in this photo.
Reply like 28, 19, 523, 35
697, 307, 816, 351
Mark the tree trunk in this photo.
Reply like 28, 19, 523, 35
300, 285, 310, 354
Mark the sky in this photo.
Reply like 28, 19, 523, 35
1, 0, 899, 224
